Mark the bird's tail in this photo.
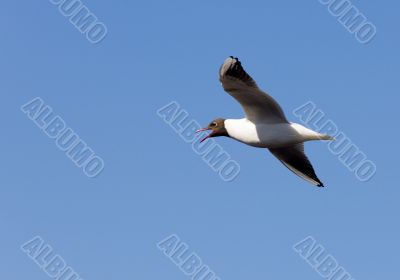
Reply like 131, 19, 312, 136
318, 134, 335, 141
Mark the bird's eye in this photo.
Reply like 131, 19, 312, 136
211, 122, 217, 127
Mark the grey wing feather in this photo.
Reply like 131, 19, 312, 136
219, 57, 288, 124
269, 143, 324, 187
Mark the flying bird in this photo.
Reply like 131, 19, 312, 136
197, 57, 333, 187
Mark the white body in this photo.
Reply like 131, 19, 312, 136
225, 118, 328, 149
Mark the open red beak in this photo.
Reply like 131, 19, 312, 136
196, 128, 212, 143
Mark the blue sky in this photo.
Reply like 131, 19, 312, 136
1, 1, 399, 279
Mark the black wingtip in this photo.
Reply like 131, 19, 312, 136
223, 57, 254, 84
229, 56, 240, 63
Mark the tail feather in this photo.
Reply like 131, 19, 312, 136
318, 134, 334, 140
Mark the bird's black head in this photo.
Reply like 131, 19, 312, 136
196, 118, 228, 142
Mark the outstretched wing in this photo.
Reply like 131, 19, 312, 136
219, 56, 288, 124
269, 143, 324, 187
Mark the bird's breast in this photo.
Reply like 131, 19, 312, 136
225, 119, 303, 148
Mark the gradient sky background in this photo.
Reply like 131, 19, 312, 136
1, 1, 399, 279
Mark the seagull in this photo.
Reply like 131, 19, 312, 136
197, 56, 333, 187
